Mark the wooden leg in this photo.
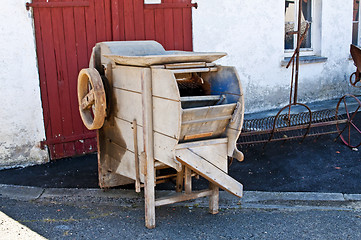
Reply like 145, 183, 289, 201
144, 162, 155, 229
185, 167, 192, 194
209, 183, 219, 214
176, 166, 184, 193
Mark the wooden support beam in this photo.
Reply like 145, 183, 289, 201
185, 167, 192, 194
155, 190, 213, 207
209, 183, 219, 214
176, 166, 184, 193
132, 120, 141, 193
142, 70, 156, 229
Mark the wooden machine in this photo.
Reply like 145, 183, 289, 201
77, 41, 245, 228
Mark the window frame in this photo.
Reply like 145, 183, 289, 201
284, 0, 318, 57
352, 0, 360, 46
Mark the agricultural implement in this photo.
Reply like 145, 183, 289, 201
238, 1, 361, 149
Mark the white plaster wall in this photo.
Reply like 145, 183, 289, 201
193, 0, 357, 113
0, 0, 48, 168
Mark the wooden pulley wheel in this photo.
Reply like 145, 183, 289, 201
77, 68, 106, 130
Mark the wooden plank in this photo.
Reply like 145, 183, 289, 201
27, 1, 89, 8
113, 89, 143, 125
104, 0, 112, 40
153, 96, 181, 139
184, 167, 192, 194
176, 149, 243, 198
94, 0, 106, 42
173, 0, 183, 50
182, 104, 236, 122
74, 2, 94, 155
151, 68, 180, 101
133, 120, 141, 193
39, 6, 64, 158
144, 9, 156, 40
182, 3, 193, 51
51, 0, 75, 156
163, 0, 174, 50
154, 8, 165, 46
176, 138, 228, 149
153, 132, 181, 171
141, 66, 156, 229
184, 132, 213, 141
176, 166, 184, 192
33, 7, 53, 153
111, 66, 144, 93
63, 0, 88, 155
133, 0, 145, 39
187, 143, 228, 172
180, 121, 228, 141
170, 67, 218, 74
209, 183, 219, 214
85, 0, 97, 59
111, 0, 120, 40
110, 117, 180, 171
155, 190, 212, 207
98, 127, 136, 188
124, 0, 136, 40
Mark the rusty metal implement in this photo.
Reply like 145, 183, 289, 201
238, 0, 361, 149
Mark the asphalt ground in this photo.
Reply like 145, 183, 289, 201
1, 197, 361, 240
0, 130, 360, 194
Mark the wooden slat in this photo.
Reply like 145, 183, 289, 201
33, 7, 52, 152
74, 1, 92, 155
176, 149, 243, 198
144, 9, 156, 40
94, 0, 106, 42
52, 0, 75, 156
39, 6, 64, 158
182, 2, 192, 51
173, 0, 184, 50
124, 0, 136, 40
27, 1, 89, 8
104, 0, 112, 40
154, 8, 165, 46
134, 0, 145, 39
176, 138, 228, 149
85, 0, 97, 58
63, 0, 87, 155
111, 0, 120, 40
155, 190, 213, 207
209, 183, 219, 214
163, 0, 175, 50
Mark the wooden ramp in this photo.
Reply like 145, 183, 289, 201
176, 149, 243, 198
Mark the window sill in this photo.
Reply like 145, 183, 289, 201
281, 56, 328, 66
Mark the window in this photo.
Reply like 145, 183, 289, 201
285, 0, 316, 56
144, 0, 161, 4
353, 0, 360, 45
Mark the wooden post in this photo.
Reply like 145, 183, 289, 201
141, 69, 156, 229
176, 166, 184, 192
209, 183, 219, 214
132, 120, 141, 193
185, 167, 192, 194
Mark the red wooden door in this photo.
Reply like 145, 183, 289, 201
30, 0, 195, 159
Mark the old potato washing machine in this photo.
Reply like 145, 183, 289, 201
77, 41, 245, 228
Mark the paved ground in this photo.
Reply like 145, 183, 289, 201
0, 132, 360, 193
1, 196, 360, 240
1, 100, 361, 238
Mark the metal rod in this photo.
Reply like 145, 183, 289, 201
294, 0, 303, 104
